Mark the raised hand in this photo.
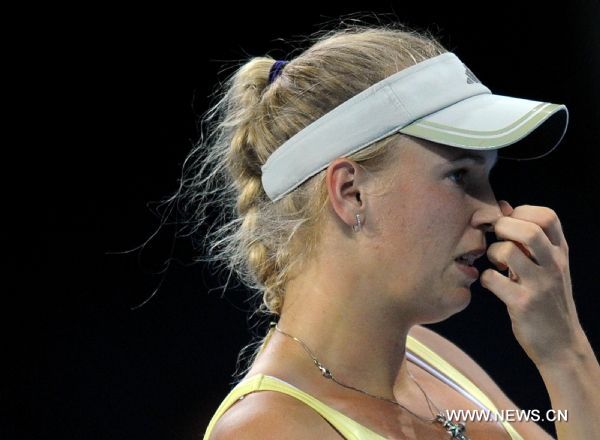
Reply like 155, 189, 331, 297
481, 200, 583, 367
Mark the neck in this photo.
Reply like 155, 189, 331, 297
276, 257, 418, 400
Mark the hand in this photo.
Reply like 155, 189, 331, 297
481, 201, 583, 367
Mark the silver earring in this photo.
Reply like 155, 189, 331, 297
352, 213, 362, 232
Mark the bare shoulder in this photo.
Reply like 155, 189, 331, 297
207, 390, 343, 440
408, 325, 554, 439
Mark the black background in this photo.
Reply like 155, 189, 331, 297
10, 2, 600, 439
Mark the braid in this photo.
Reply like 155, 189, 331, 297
231, 166, 284, 314
225, 81, 289, 314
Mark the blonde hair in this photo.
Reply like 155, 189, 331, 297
171, 21, 446, 353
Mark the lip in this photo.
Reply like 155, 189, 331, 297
455, 248, 487, 262
455, 260, 480, 279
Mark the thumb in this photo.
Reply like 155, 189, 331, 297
498, 200, 514, 216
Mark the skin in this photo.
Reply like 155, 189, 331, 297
483, 202, 600, 439
210, 135, 599, 439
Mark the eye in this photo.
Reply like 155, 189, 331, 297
448, 168, 468, 186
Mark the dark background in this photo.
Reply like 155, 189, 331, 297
10, 2, 599, 439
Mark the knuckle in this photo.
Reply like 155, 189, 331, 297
537, 208, 559, 230
525, 224, 543, 244
542, 207, 558, 223
552, 254, 569, 274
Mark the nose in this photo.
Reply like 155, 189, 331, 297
470, 197, 503, 233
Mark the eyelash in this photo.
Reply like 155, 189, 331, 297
448, 168, 469, 186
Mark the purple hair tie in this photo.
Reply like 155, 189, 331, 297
268, 60, 288, 84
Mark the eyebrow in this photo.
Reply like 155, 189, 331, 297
449, 151, 498, 167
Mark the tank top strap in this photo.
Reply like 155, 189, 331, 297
203, 373, 387, 440
204, 338, 525, 440
406, 335, 524, 440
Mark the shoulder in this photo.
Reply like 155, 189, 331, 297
408, 325, 554, 439
207, 390, 343, 440
408, 325, 499, 391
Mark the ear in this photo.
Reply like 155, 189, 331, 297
326, 157, 366, 230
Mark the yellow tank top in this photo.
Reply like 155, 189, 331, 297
203, 335, 524, 440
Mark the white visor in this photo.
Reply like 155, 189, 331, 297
261, 52, 568, 201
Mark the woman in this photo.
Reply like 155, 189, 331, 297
186, 23, 599, 439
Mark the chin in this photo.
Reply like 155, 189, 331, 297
452, 287, 472, 313
422, 287, 472, 324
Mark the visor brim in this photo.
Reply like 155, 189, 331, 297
399, 94, 569, 159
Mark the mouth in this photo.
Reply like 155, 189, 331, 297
455, 249, 486, 265
454, 249, 486, 279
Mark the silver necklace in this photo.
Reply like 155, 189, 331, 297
272, 323, 469, 440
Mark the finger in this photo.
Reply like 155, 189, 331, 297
487, 241, 540, 282
497, 201, 532, 262
498, 200, 514, 216
493, 216, 554, 267
506, 205, 567, 249
512, 240, 534, 262
480, 268, 522, 304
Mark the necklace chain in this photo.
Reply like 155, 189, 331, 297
271, 322, 470, 440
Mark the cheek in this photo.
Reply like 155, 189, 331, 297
399, 187, 468, 257
371, 182, 469, 264
407, 185, 463, 228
